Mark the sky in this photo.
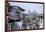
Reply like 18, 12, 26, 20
9, 2, 43, 14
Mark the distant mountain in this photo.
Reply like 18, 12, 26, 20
30, 11, 38, 17
22, 11, 38, 18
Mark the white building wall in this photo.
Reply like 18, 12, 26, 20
39, 18, 43, 28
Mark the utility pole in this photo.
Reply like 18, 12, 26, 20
28, 10, 30, 18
